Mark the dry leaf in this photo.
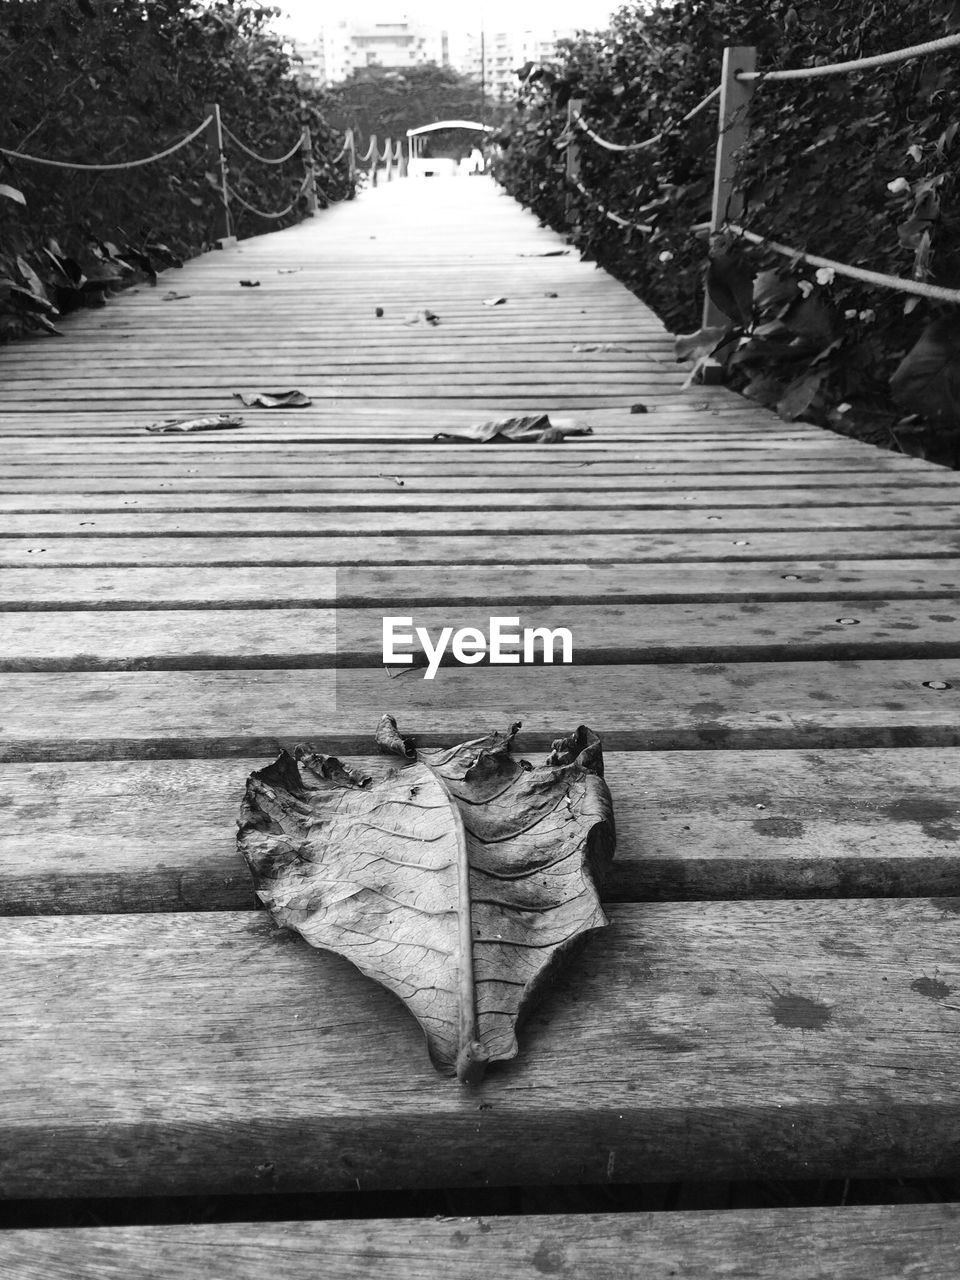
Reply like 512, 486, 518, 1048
433, 415, 593, 444
403, 308, 440, 326
233, 390, 312, 408
145, 414, 245, 433
238, 719, 615, 1083
482, 296, 507, 306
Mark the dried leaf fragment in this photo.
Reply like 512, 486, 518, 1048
145, 414, 245, 433
238, 720, 615, 1083
433, 415, 593, 444
233, 389, 312, 408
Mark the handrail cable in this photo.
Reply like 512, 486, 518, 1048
570, 85, 720, 153
221, 123, 304, 165
331, 129, 354, 163
737, 30, 960, 82
378, 140, 391, 163
358, 137, 377, 162
0, 116, 212, 171
726, 222, 960, 303
226, 172, 314, 221
572, 178, 653, 233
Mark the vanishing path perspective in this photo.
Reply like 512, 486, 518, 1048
4, 173, 960, 1271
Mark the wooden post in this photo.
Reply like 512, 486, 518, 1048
702, 45, 756, 331
384, 137, 393, 183
204, 102, 234, 246
564, 98, 583, 232
369, 134, 378, 188
300, 125, 317, 215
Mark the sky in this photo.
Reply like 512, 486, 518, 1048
268, 1, 626, 41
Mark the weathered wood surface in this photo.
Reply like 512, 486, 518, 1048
2, 1204, 958, 1279
2, 749, 958, 913
2, 171, 960, 1240
1, 661, 958, 760
2, 598, 959, 669
2, 900, 960, 1197
1, 563, 959, 609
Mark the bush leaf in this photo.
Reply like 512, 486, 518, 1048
890, 317, 960, 427
238, 721, 615, 1083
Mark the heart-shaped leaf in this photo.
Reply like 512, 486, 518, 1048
238, 720, 615, 1083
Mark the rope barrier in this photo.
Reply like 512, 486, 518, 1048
0, 116, 212, 171
568, 85, 720, 154
358, 137, 377, 163
726, 222, 960, 303
572, 178, 653, 232
378, 140, 391, 163
221, 123, 304, 165
331, 129, 354, 163
226, 172, 313, 221
737, 30, 960, 82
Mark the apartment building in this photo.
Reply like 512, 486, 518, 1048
293, 18, 449, 88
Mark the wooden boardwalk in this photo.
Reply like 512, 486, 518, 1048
2, 175, 960, 1272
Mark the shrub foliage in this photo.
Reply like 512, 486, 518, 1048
0, 0, 353, 340
494, 0, 960, 462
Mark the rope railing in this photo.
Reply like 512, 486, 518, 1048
572, 178, 653, 233
221, 123, 304, 166
225, 171, 315, 221
357, 136, 378, 163
1, 104, 365, 244
0, 116, 212, 170
737, 30, 960, 82
567, 85, 720, 154
553, 26, 960, 349
726, 223, 960, 304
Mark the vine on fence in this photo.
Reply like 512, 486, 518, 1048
495, 1, 960, 463
0, 0, 353, 342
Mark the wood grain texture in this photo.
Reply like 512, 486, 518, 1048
1, 598, 959, 670
1, 562, 959, 610
1, 660, 958, 760
1, 748, 958, 914
1, 1204, 958, 1279
2, 900, 960, 1197
7, 528, 960, 566
3, 165, 960, 1242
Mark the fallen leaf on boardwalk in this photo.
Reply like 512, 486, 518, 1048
573, 342, 635, 353
378, 472, 405, 486
433, 414, 593, 443
145, 414, 245, 433
630, 403, 648, 413
239, 279, 261, 287
277, 268, 301, 274
544, 291, 559, 298
403, 308, 440, 325
482, 296, 507, 306
518, 249, 569, 257
233, 389, 312, 408
375, 306, 384, 317
237, 719, 615, 1082
161, 291, 190, 301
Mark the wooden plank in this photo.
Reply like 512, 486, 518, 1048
5, 528, 960, 566
1, 659, 959, 760
2, 471, 959, 493
2, 562, 959, 609
2, 748, 958, 914
2, 1204, 958, 1279
2, 599, 959, 671
2, 484, 957, 511
2, 900, 959, 1197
